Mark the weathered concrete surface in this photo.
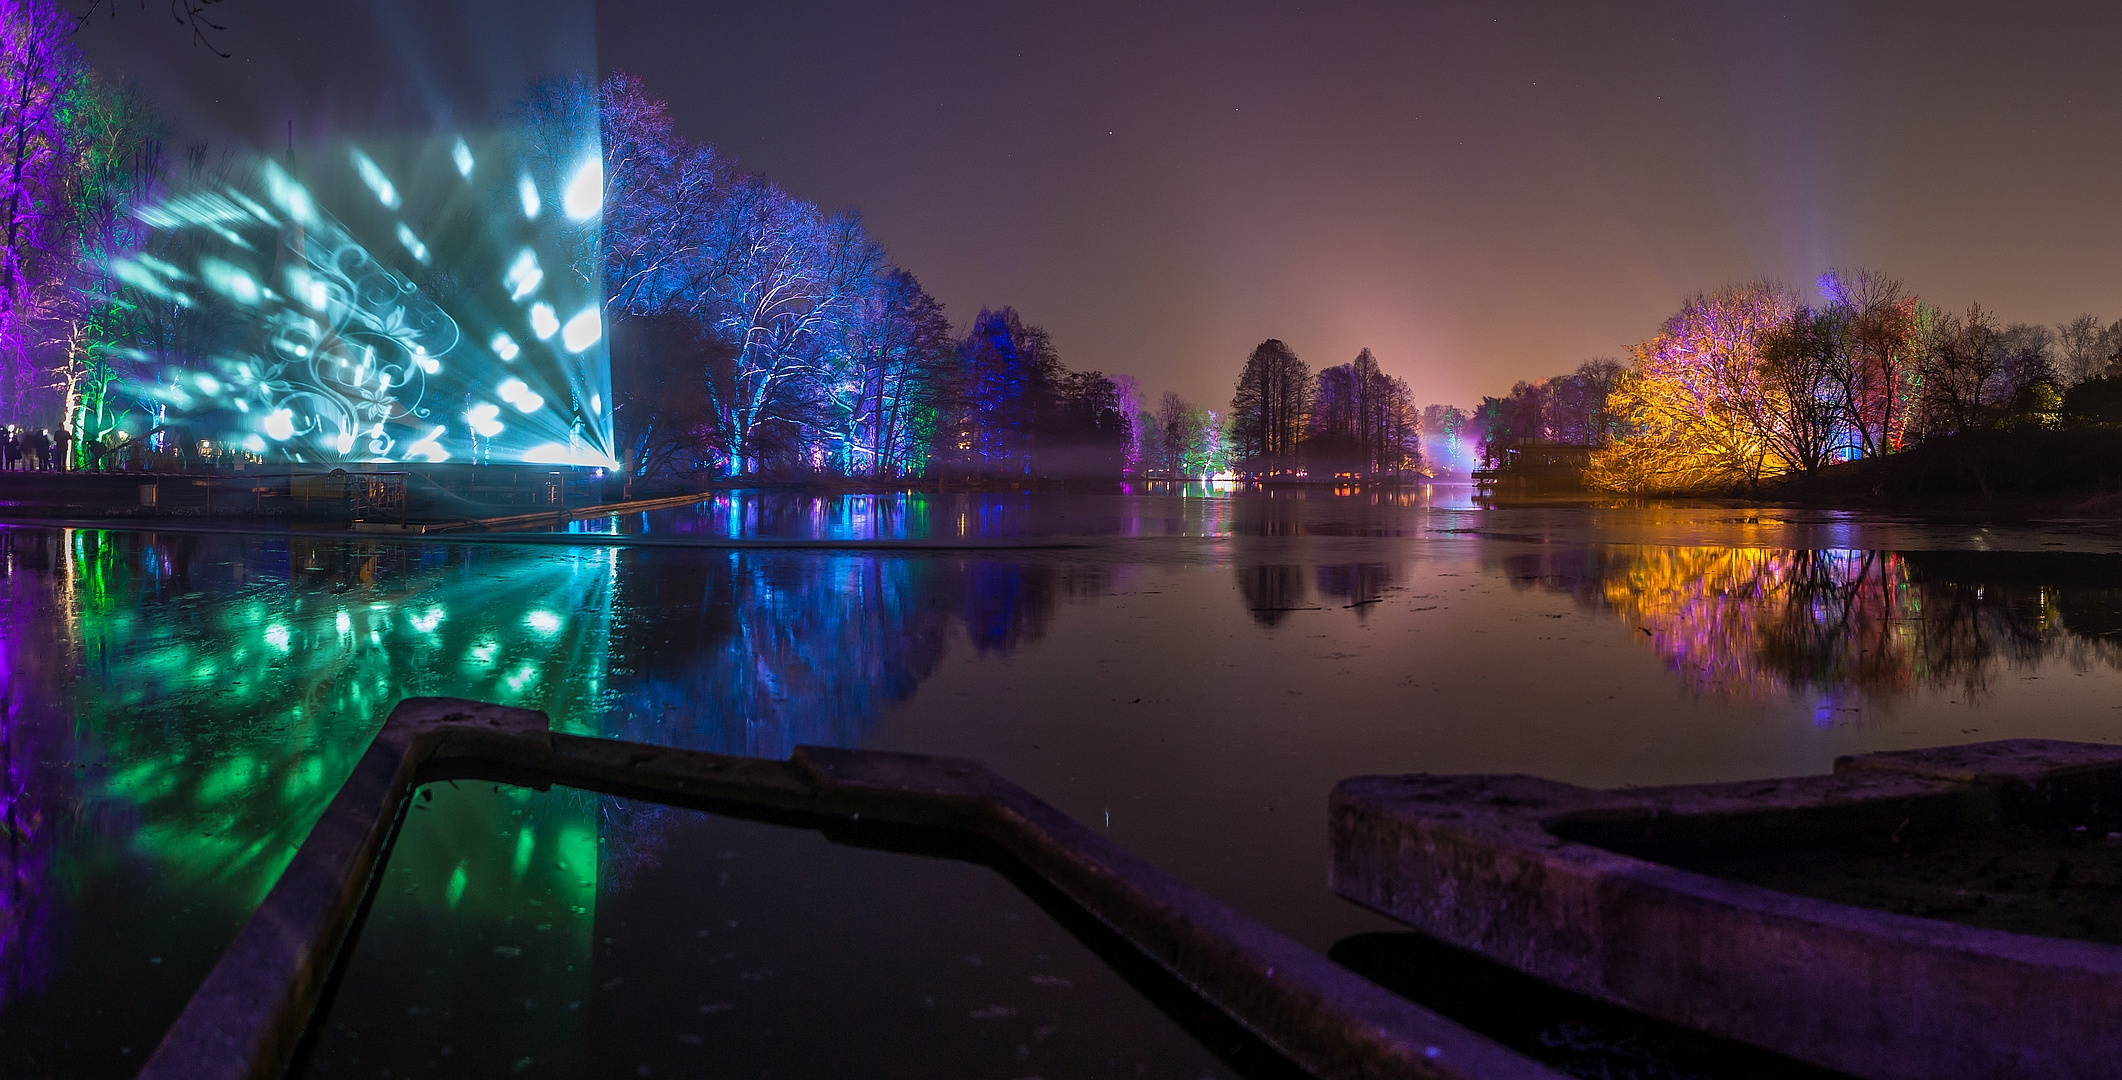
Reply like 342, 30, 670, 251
141, 697, 1566, 1080
1330, 739, 2122, 1080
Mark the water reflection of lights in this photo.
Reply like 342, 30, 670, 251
1, 509, 1100, 1057
28, 534, 619, 911
1503, 546, 2122, 703
3, 515, 1071, 912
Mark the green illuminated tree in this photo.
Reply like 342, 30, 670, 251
54, 75, 163, 462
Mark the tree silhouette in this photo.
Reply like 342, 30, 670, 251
1229, 338, 1309, 476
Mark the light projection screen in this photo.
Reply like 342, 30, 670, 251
101, 1, 616, 469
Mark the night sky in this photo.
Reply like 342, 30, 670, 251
77, 1, 2122, 410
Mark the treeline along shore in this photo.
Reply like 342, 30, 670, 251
1466, 270, 2122, 509
10, 0, 2117, 506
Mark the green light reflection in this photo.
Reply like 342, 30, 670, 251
59, 531, 616, 909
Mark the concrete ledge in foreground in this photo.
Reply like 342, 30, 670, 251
142, 697, 1566, 1080
1331, 739, 2122, 1080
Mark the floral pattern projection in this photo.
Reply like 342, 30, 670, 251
1501, 546, 2122, 709
113, 133, 618, 468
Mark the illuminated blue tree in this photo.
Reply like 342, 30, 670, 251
822, 268, 954, 477
937, 307, 1057, 476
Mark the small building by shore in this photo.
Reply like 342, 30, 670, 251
1473, 440, 1596, 493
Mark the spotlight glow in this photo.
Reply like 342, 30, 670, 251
497, 378, 545, 414
505, 249, 543, 301
518, 174, 541, 219
530, 303, 559, 340
406, 425, 451, 462
350, 148, 401, 210
563, 159, 602, 220
560, 307, 601, 352
452, 137, 474, 178
395, 222, 430, 264
263, 162, 317, 224
466, 403, 505, 437
489, 332, 520, 362
523, 443, 623, 468
199, 259, 261, 305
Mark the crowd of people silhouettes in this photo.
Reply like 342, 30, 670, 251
1, 428, 59, 471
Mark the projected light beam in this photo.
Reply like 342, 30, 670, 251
116, 129, 617, 469
562, 159, 601, 220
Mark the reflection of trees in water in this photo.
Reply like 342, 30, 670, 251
960, 562, 1057, 655
593, 552, 1063, 882
601, 553, 1064, 764
664, 492, 934, 540
0, 530, 69, 1012
659, 491, 1084, 542
604, 554, 956, 759
0, 527, 1078, 926
1902, 551, 2122, 676
1230, 497, 1309, 538
1317, 563, 1397, 617
1240, 559, 1397, 626
1238, 565, 1311, 627
1501, 546, 2122, 701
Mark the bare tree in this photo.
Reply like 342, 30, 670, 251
1758, 305, 1850, 472
79, 0, 231, 56
2055, 314, 2120, 387
1912, 303, 2004, 436
1994, 322, 2056, 407
1819, 269, 1920, 456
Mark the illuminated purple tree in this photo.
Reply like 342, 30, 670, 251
0, 536, 64, 1013
0, 0, 79, 422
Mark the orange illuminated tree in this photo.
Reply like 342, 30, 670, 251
1590, 282, 1798, 492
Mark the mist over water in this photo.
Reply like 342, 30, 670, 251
3, 489, 2120, 1074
